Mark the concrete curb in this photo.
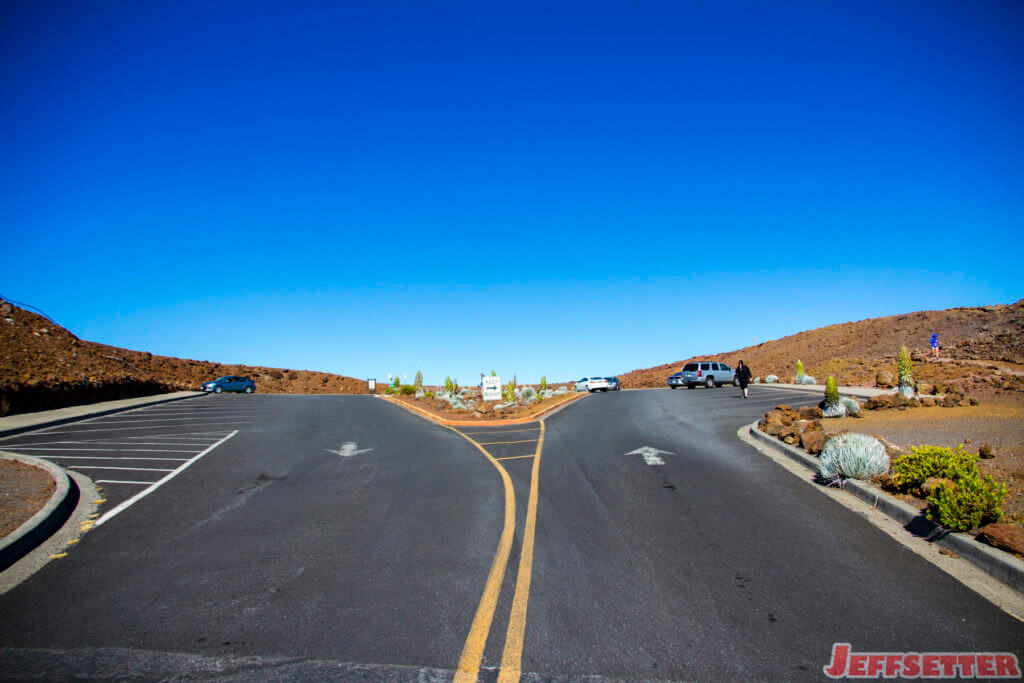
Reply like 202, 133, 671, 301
747, 423, 1024, 594
0, 391, 206, 438
0, 452, 77, 573
753, 383, 897, 399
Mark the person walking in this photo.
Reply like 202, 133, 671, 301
931, 333, 939, 360
736, 360, 752, 398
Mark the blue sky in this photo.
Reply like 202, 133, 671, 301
2, 1, 1022, 385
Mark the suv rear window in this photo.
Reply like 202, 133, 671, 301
683, 363, 698, 371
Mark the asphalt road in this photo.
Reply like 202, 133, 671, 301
0, 388, 1021, 679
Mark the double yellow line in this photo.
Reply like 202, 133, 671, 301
452, 421, 545, 683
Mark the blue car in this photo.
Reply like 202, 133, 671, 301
604, 377, 621, 391
202, 376, 256, 394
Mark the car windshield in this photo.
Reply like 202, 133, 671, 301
683, 363, 698, 371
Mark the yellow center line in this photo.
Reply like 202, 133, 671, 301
477, 439, 539, 445
498, 419, 545, 682
494, 454, 536, 461
450, 426, 516, 682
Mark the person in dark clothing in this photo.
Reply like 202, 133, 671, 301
736, 360, 752, 398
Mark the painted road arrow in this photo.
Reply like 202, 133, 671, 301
326, 442, 374, 457
625, 446, 674, 465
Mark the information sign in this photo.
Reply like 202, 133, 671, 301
481, 376, 501, 401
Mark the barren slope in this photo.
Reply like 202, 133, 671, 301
620, 299, 1024, 388
0, 303, 366, 416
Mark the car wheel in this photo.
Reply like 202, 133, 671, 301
705, 377, 714, 389
670, 385, 677, 389
214, 386, 223, 394
244, 386, 254, 394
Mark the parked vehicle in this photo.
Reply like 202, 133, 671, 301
672, 362, 739, 389
604, 377, 621, 391
575, 377, 610, 392
202, 376, 256, 394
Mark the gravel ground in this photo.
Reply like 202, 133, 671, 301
825, 392, 1024, 521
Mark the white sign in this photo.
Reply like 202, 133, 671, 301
482, 376, 502, 401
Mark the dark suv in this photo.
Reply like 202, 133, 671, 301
668, 362, 738, 389
202, 376, 256, 394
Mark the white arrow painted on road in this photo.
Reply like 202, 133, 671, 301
626, 446, 674, 465
326, 442, 373, 457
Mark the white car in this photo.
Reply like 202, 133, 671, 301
575, 377, 610, 393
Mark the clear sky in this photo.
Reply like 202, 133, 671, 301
2, 1, 1022, 385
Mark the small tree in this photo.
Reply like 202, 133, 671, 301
392, 375, 400, 389
491, 369, 497, 376
897, 346, 913, 396
444, 376, 454, 394
414, 369, 423, 389
540, 375, 547, 392
795, 360, 805, 380
504, 380, 516, 403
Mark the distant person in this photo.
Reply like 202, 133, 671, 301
736, 360, 752, 399
931, 333, 939, 360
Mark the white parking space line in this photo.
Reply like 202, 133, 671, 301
0, 440, 223, 447
36, 423, 251, 434
41, 456, 190, 461
3, 447, 198, 452
95, 480, 157, 485
69, 466, 176, 472
61, 417, 259, 425
96, 430, 238, 527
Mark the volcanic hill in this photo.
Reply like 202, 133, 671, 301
0, 301, 366, 417
619, 299, 1024, 390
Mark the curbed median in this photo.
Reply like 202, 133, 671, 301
743, 421, 1024, 595
0, 452, 77, 573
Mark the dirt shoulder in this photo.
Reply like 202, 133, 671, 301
0, 458, 55, 538
824, 393, 1024, 521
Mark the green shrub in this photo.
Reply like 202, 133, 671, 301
540, 375, 547, 392
414, 370, 423, 389
888, 445, 980, 494
795, 360, 805, 380
399, 385, 416, 396
444, 377, 454, 394
824, 376, 839, 407
503, 380, 516, 403
424, 391, 435, 399
925, 475, 1006, 531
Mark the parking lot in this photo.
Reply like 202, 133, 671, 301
0, 395, 267, 525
